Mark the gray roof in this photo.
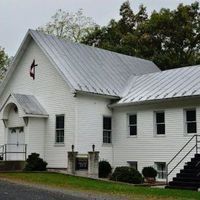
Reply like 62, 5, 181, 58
118, 65, 200, 105
28, 30, 159, 97
12, 94, 48, 116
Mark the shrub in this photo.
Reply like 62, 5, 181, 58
142, 166, 157, 178
99, 160, 112, 178
110, 166, 143, 184
24, 153, 47, 171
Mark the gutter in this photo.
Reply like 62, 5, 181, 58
74, 90, 120, 100
108, 95, 200, 108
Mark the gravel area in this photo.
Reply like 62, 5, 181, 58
0, 179, 127, 200
0, 180, 87, 200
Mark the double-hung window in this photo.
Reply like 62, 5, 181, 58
129, 114, 137, 136
155, 111, 165, 135
55, 115, 65, 144
185, 109, 197, 134
103, 117, 112, 144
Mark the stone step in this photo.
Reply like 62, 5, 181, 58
0, 161, 26, 171
173, 177, 200, 182
180, 168, 200, 174
169, 180, 200, 187
166, 185, 198, 191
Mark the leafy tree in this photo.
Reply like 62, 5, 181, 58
83, 1, 200, 70
137, 2, 200, 69
0, 47, 9, 79
38, 9, 97, 42
82, 1, 148, 56
119, 1, 135, 33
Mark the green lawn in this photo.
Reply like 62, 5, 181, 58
0, 172, 199, 200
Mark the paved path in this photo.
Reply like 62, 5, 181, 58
0, 180, 87, 200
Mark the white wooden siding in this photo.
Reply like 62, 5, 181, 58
0, 39, 76, 168
7, 106, 25, 128
1, 33, 200, 177
27, 118, 46, 159
112, 99, 200, 180
75, 94, 113, 164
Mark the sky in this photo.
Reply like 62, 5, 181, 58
0, 0, 196, 56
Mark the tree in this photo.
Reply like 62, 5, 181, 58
119, 1, 135, 33
38, 9, 97, 42
82, 1, 148, 56
137, 2, 200, 69
83, 1, 200, 70
0, 47, 9, 79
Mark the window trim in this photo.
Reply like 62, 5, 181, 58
184, 108, 197, 134
154, 111, 165, 136
55, 114, 65, 144
103, 116, 112, 144
127, 161, 138, 170
154, 162, 167, 180
128, 113, 137, 137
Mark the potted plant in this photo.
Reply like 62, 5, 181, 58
142, 166, 157, 183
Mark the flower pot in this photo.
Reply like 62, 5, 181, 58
145, 177, 156, 183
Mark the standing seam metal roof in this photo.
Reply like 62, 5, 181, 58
12, 94, 48, 116
29, 30, 160, 97
119, 65, 200, 104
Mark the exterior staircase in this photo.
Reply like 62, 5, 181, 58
0, 144, 27, 171
166, 154, 200, 191
0, 144, 27, 161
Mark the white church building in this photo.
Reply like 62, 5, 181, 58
0, 29, 200, 181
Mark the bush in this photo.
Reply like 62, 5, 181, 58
110, 166, 143, 184
142, 166, 157, 178
24, 153, 47, 171
99, 160, 112, 178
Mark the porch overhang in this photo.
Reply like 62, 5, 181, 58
0, 93, 49, 120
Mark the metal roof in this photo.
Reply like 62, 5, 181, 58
28, 30, 159, 97
118, 65, 200, 105
12, 94, 48, 116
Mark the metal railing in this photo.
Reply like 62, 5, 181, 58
166, 135, 200, 184
0, 144, 27, 161
0, 145, 5, 160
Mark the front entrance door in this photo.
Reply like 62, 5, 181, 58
7, 127, 25, 160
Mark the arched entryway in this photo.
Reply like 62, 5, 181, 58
2, 103, 26, 160
0, 93, 48, 161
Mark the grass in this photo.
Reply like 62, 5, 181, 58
0, 172, 200, 200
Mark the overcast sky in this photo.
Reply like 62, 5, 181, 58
0, 0, 196, 56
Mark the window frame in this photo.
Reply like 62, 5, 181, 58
103, 116, 112, 144
184, 109, 197, 134
127, 161, 138, 170
154, 162, 167, 180
128, 114, 137, 136
55, 114, 65, 144
154, 111, 165, 136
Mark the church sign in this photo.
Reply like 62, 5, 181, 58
75, 157, 88, 170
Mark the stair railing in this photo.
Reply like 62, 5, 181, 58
0, 144, 27, 161
0, 145, 5, 160
166, 134, 200, 184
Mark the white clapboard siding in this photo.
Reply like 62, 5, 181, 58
27, 118, 46, 159
75, 94, 113, 164
112, 99, 200, 180
0, 39, 76, 168
7, 106, 25, 128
